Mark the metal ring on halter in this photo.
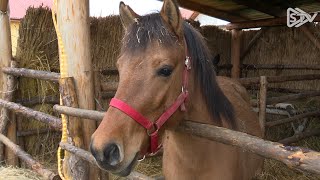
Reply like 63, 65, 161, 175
138, 155, 146, 162
147, 124, 159, 136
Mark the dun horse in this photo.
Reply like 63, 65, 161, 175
90, 0, 264, 179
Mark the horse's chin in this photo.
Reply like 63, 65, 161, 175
99, 152, 140, 177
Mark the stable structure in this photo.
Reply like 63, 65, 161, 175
0, 0, 320, 180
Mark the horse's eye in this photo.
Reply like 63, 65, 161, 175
157, 66, 173, 77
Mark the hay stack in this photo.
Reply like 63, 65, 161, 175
201, 25, 231, 76
242, 25, 320, 91
15, 6, 60, 167
0, 166, 43, 180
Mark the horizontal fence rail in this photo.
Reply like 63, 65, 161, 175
0, 99, 62, 130
0, 133, 59, 180
2, 67, 60, 82
251, 91, 320, 106
266, 110, 320, 127
53, 105, 320, 175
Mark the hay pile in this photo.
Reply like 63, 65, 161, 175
15, 6, 60, 168
0, 166, 43, 180
242, 25, 320, 91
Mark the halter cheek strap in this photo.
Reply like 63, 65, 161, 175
109, 46, 191, 155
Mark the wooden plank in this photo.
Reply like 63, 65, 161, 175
2, 67, 60, 82
258, 76, 267, 136
176, 121, 320, 175
0, 133, 60, 180
57, 0, 99, 178
266, 110, 320, 127
16, 95, 59, 106
231, 29, 242, 78
0, 99, 62, 130
226, 15, 320, 30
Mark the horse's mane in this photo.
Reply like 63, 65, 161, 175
121, 13, 236, 129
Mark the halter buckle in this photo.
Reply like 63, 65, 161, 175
146, 124, 159, 136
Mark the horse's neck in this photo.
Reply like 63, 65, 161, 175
184, 73, 217, 126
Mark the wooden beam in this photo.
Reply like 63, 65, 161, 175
231, 29, 242, 78
16, 95, 59, 106
57, 0, 99, 178
258, 76, 267, 136
0, 133, 60, 180
176, 121, 320, 175
234, 0, 284, 17
226, 15, 320, 30
177, 0, 248, 22
2, 67, 60, 82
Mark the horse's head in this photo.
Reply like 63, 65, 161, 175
91, 0, 189, 176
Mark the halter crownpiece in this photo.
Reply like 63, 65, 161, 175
109, 44, 191, 155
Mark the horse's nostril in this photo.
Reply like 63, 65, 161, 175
104, 143, 121, 166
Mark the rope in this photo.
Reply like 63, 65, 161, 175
52, 1, 69, 179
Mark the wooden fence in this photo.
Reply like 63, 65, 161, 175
0, 65, 320, 179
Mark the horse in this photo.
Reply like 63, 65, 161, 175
90, 0, 264, 179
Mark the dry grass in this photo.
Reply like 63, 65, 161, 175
0, 166, 43, 180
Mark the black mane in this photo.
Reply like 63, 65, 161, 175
121, 13, 236, 129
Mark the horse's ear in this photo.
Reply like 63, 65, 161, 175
119, 2, 140, 30
160, 0, 183, 38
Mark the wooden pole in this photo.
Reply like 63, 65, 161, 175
5, 112, 18, 166
57, 0, 98, 178
0, 99, 62, 130
266, 110, 320, 127
59, 77, 88, 179
16, 95, 59, 106
231, 29, 242, 78
0, 133, 60, 180
258, 76, 267, 136
17, 128, 60, 137
53, 105, 104, 121
176, 121, 320, 175
2, 67, 60, 82
0, 1, 12, 162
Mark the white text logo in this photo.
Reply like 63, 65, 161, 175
287, 8, 318, 27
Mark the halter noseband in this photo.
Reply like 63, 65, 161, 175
109, 43, 191, 155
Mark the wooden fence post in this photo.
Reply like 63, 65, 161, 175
231, 29, 242, 78
258, 76, 267, 136
57, 0, 100, 179
0, 0, 12, 163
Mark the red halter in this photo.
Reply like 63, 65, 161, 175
109, 46, 191, 155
